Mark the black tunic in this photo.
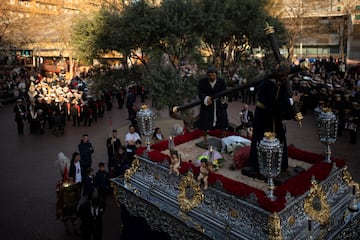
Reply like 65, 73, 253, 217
196, 77, 228, 131
248, 78, 294, 172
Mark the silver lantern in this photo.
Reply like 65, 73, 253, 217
208, 145, 214, 163
168, 135, 175, 152
316, 108, 338, 163
257, 132, 283, 201
136, 105, 156, 154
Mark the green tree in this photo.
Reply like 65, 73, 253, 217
71, 0, 287, 111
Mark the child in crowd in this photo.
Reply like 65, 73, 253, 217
95, 162, 110, 203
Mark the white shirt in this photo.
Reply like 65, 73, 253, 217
125, 132, 141, 144
75, 161, 82, 183
18, 81, 26, 92
155, 133, 163, 140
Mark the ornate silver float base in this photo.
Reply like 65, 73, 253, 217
111, 156, 360, 240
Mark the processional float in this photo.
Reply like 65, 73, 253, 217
110, 24, 359, 240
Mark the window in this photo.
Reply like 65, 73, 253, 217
355, 15, 360, 20
19, 0, 30, 7
337, 6, 341, 12
356, 5, 360, 11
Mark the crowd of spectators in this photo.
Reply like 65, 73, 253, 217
224, 57, 360, 144
288, 58, 360, 144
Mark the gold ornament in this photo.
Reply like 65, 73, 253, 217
304, 179, 330, 225
111, 182, 121, 207
295, 112, 304, 127
124, 156, 140, 183
228, 208, 239, 219
342, 166, 353, 185
264, 132, 276, 140
268, 212, 283, 240
332, 183, 339, 194
342, 167, 360, 197
287, 215, 295, 226
177, 172, 204, 212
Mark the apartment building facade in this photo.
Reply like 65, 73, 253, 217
1, 0, 359, 69
278, 0, 360, 63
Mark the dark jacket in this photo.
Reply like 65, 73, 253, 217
249, 78, 294, 171
95, 170, 109, 191
106, 137, 121, 158
78, 141, 94, 169
196, 77, 228, 131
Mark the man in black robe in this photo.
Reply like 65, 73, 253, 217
246, 67, 301, 177
196, 67, 228, 144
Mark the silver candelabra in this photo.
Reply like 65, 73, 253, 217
316, 108, 338, 163
136, 105, 156, 156
257, 132, 283, 201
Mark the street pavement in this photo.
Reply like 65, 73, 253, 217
0, 96, 359, 240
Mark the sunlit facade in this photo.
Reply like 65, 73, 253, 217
278, 0, 360, 63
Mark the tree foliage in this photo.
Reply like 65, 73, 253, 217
71, 0, 287, 110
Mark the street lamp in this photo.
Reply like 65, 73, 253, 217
316, 108, 338, 163
136, 105, 156, 156
257, 132, 283, 201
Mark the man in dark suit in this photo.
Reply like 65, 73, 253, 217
196, 66, 228, 144
239, 104, 254, 129
14, 98, 26, 135
106, 129, 121, 172
78, 134, 94, 175
78, 198, 105, 240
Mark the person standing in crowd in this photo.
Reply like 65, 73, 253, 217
152, 127, 164, 143
69, 152, 82, 184
27, 99, 39, 134
70, 99, 81, 127
35, 109, 46, 135
106, 129, 121, 172
247, 85, 257, 105
55, 151, 82, 235
78, 198, 105, 240
78, 134, 95, 176
348, 102, 360, 144
111, 146, 130, 177
116, 87, 125, 109
246, 65, 301, 178
125, 124, 141, 160
196, 66, 228, 145
126, 90, 136, 120
82, 102, 93, 127
94, 162, 109, 203
129, 104, 140, 134
239, 104, 254, 129
18, 79, 27, 99
14, 98, 26, 135
82, 167, 95, 201
104, 91, 113, 111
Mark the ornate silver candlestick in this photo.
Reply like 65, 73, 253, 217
208, 145, 214, 163
136, 105, 156, 156
316, 108, 338, 163
257, 132, 283, 201
168, 135, 175, 152
348, 185, 359, 212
